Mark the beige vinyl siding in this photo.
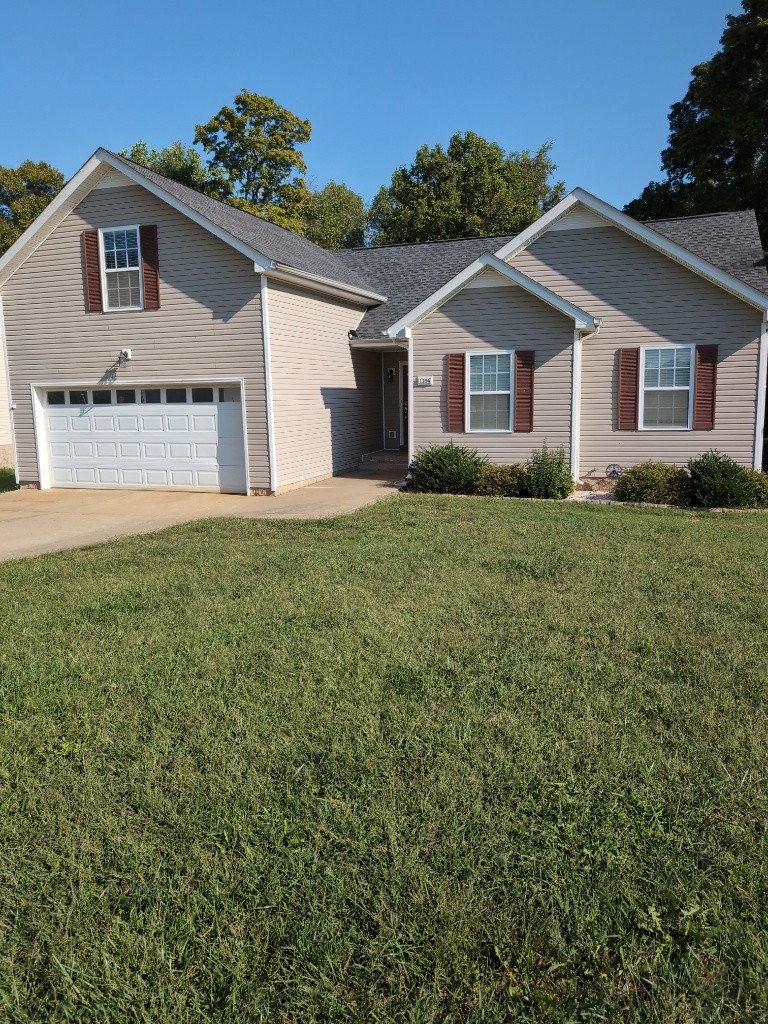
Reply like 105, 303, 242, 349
0, 347, 11, 448
268, 282, 381, 488
510, 225, 763, 473
1, 185, 270, 489
412, 285, 574, 461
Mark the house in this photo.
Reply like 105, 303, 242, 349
0, 147, 766, 495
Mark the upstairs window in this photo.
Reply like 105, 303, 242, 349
640, 346, 693, 429
100, 227, 142, 310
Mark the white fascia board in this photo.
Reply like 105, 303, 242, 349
266, 265, 387, 306
385, 251, 597, 337
495, 188, 768, 312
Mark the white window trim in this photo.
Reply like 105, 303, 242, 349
98, 225, 143, 311
638, 344, 694, 431
465, 349, 515, 433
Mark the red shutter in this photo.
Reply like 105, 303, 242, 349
514, 350, 535, 432
446, 353, 465, 432
693, 344, 718, 430
617, 347, 640, 430
140, 224, 161, 309
82, 230, 102, 312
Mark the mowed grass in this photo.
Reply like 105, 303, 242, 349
1, 496, 767, 1023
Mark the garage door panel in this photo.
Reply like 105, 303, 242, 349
44, 385, 247, 493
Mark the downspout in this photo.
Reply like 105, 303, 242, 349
406, 330, 414, 466
571, 318, 601, 482
0, 296, 18, 485
260, 274, 278, 493
753, 310, 768, 471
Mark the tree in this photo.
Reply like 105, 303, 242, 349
303, 182, 366, 249
625, 0, 768, 244
367, 133, 565, 245
194, 90, 312, 233
0, 160, 64, 254
121, 141, 229, 199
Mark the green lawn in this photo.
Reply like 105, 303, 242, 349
1, 496, 767, 1022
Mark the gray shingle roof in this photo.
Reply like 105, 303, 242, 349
337, 210, 768, 335
105, 151, 380, 296
334, 235, 517, 335
645, 210, 768, 295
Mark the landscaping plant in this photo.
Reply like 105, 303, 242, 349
614, 461, 690, 505
687, 449, 753, 507
473, 462, 527, 497
524, 442, 573, 499
407, 442, 486, 494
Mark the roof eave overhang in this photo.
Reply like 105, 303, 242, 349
384, 251, 597, 338
266, 264, 388, 307
494, 188, 768, 313
348, 337, 408, 351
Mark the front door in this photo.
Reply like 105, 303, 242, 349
401, 363, 409, 449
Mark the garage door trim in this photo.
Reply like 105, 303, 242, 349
30, 377, 250, 493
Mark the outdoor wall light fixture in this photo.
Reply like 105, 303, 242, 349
118, 349, 132, 366
387, 367, 395, 383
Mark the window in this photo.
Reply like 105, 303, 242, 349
69, 390, 88, 405
191, 387, 213, 403
641, 346, 693, 429
166, 388, 187, 403
468, 352, 513, 431
115, 389, 136, 405
47, 391, 66, 405
141, 389, 162, 404
101, 227, 142, 310
92, 390, 112, 405
219, 387, 241, 403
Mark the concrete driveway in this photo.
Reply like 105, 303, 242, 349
0, 471, 402, 561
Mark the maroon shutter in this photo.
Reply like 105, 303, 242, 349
617, 347, 640, 430
140, 225, 160, 309
693, 344, 718, 430
82, 230, 102, 312
514, 350, 535, 432
446, 353, 465, 432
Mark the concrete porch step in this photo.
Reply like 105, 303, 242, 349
360, 450, 409, 469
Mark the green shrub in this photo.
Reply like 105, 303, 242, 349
743, 470, 768, 508
473, 463, 527, 497
687, 450, 753, 508
408, 443, 487, 494
614, 462, 691, 505
524, 444, 573, 499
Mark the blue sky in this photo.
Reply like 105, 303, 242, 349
2, 0, 737, 210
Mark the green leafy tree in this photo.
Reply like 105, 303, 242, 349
121, 141, 229, 199
303, 182, 366, 249
625, 1, 768, 244
368, 133, 565, 245
194, 90, 312, 233
0, 160, 64, 254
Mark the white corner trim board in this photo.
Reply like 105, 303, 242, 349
260, 275, 278, 493
754, 312, 768, 471
570, 329, 582, 481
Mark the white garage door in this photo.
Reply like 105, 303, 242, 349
42, 384, 247, 493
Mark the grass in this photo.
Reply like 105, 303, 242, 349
0, 467, 17, 493
1, 495, 767, 1022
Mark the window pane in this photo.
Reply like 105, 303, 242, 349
191, 387, 213, 403
92, 390, 112, 405
470, 394, 510, 430
47, 390, 65, 405
69, 390, 88, 405
468, 353, 511, 393
218, 386, 241, 403
141, 389, 162, 404
116, 389, 136, 405
643, 389, 689, 427
674, 349, 691, 386
166, 388, 187, 403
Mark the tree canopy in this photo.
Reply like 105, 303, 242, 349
367, 133, 565, 245
0, 160, 64, 255
194, 90, 312, 233
625, 0, 768, 245
302, 182, 366, 249
121, 141, 229, 199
